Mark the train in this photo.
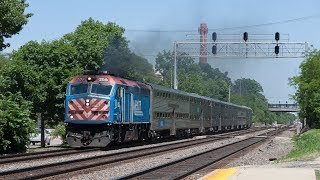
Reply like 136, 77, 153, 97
64, 71, 252, 147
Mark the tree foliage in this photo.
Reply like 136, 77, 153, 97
233, 78, 263, 96
155, 50, 231, 101
290, 49, 320, 128
64, 18, 124, 70
0, 92, 34, 153
276, 113, 296, 125
0, 18, 157, 127
0, 0, 32, 50
3, 40, 81, 123
231, 78, 295, 124
0, 19, 126, 125
0, 53, 9, 70
0, 18, 159, 153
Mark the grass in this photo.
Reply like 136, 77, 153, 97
283, 129, 320, 161
316, 170, 320, 180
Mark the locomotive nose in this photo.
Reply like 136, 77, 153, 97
67, 98, 110, 121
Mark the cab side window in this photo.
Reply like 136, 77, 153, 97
116, 87, 121, 98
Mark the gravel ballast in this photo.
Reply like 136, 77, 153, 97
226, 128, 296, 167
226, 128, 320, 171
0, 128, 273, 179
69, 129, 272, 179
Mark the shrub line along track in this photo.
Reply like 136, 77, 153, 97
120, 126, 289, 180
0, 127, 268, 180
0, 128, 263, 165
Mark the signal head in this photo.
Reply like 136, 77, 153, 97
275, 32, 280, 41
243, 32, 248, 42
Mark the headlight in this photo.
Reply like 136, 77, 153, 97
85, 102, 90, 106
70, 115, 74, 119
85, 99, 90, 103
87, 76, 96, 82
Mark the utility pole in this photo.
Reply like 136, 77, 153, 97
38, 113, 45, 148
173, 42, 178, 89
228, 85, 231, 103
240, 79, 242, 96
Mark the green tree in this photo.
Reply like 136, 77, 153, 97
0, 0, 32, 50
290, 49, 320, 128
276, 113, 296, 125
1, 18, 144, 125
199, 63, 231, 100
233, 78, 263, 96
0, 53, 10, 70
230, 78, 294, 125
0, 18, 134, 153
155, 50, 230, 101
155, 50, 194, 78
231, 78, 269, 123
0, 92, 34, 153
5, 40, 81, 123
64, 18, 124, 70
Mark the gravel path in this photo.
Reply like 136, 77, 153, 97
257, 157, 320, 170
226, 127, 320, 171
226, 128, 296, 167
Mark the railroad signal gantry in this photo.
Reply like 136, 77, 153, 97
173, 32, 308, 89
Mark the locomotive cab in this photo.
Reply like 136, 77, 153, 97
65, 75, 114, 123
65, 73, 152, 147
65, 74, 116, 147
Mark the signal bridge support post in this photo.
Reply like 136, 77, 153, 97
174, 42, 178, 90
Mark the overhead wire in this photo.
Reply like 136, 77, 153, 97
127, 14, 320, 57
211, 13, 320, 31
125, 14, 320, 33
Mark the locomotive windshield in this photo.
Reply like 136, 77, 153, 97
70, 84, 88, 95
91, 84, 112, 95
69, 83, 113, 96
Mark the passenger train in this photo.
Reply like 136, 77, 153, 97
65, 71, 252, 147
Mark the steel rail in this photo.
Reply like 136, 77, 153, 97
0, 127, 263, 165
0, 128, 267, 180
120, 127, 288, 179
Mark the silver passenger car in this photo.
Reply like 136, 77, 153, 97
149, 84, 252, 137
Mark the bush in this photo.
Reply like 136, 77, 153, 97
52, 122, 66, 144
0, 92, 34, 154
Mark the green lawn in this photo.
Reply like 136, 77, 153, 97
283, 129, 320, 160
316, 170, 320, 180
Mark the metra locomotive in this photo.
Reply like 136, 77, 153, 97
65, 71, 252, 147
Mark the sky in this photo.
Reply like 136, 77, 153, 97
3, 0, 320, 104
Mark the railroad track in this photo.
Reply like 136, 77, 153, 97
0, 127, 268, 179
0, 127, 263, 165
120, 126, 289, 179
0, 148, 100, 165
